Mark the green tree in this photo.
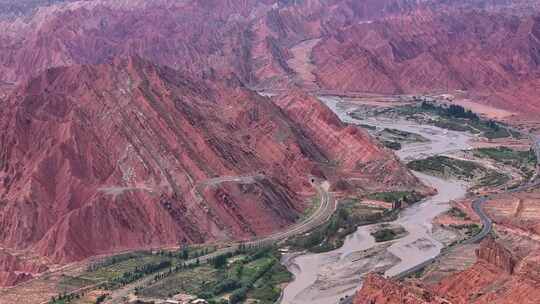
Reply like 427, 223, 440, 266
212, 254, 228, 268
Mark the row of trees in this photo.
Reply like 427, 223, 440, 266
103, 260, 172, 290
421, 101, 480, 120
143, 245, 273, 297
87, 251, 148, 272
193, 247, 278, 304
229, 258, 276, 304
49, 292, 80, 304
49, 288, 109, 304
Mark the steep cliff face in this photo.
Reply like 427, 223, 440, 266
355, 237, 540, 304
475, 237, 516, 274
433, 238, 540, 304
0, 251, 47, 287
354, 274, 449, 304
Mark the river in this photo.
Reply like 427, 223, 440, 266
280, 96, 473, 304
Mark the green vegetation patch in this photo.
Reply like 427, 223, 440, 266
473, 147, 537, 179
138, 248, 291, 304
247, 262, 292, 303
365, 191, 424, 204
408, 156, 479, 179
382, 140, 402, 150
87, 251, 151, 272
450, 223, 482, 238
103, 260, 172, 290
374, 101, 518, 140
286, 199, 402, 253
370, 226, 407, 242
407, 155, 509, 188
359, 123, 377, 131
478, 171, 511, 188
447, 207, 470, 220
374, 128, 429, 151
138, 265, 218, 298
380, 128, 429, 143
57, 275, 96, 293
422, 102, 518, 139
50, 245, 286, 304
81, 254, 171, 283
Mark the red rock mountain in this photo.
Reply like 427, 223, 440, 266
312, 9, 540, 113
1, 0, 540, 114
0, 57, 420, 285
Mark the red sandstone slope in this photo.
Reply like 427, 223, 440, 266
0, 0, 297, 88
355, 188, 540, 304
355, 238, 540, 304
312, 9, 540, 113
2, 0, 540, 115
354, 273, 449, 304
433, 238, 540, 304
0, 57, 304, 261
0, 57, 421, 286
274, 89, 418, 190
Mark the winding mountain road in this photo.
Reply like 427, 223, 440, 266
198, 174, 265, 187
391, 196, 492, 280
466, 197, 493, 244
390, 165, 540, 281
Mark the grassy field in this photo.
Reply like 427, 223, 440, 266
473, 147, 537, 179
57, 276, 97, 293
81, 254, 171, 282
407, 155, 509, 188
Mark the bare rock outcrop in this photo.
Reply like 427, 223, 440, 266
0, 251, 47, 286
354, 274, 450, 304
476, 237, 516, 274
